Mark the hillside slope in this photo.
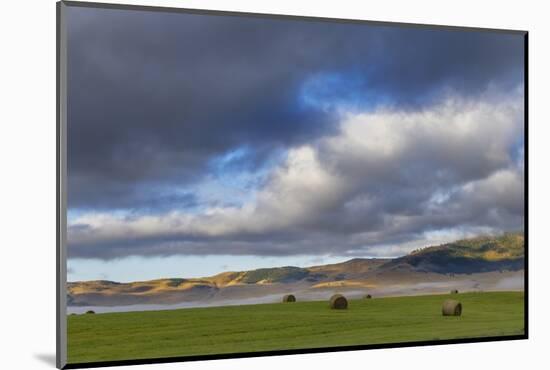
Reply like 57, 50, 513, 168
67, 232, 524, 307
382, 232, 524, 274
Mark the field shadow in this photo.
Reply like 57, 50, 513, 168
34, 353, 56, 367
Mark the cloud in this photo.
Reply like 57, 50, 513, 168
65, 6, 524, 211
68, 90, 524, 259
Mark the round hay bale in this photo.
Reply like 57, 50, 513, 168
365, 294, 372, 299
329, 294, 348, 309
442, 300, 462, 316
85, 310, 95, 314
282, 294, 296, 303
450, 289, 459, 294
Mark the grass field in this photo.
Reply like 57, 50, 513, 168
67, 291, 524, 364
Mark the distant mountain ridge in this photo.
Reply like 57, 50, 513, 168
383, 232, 524, 274
67, 232, 524, 307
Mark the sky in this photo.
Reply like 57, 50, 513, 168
66, 5, 525, 283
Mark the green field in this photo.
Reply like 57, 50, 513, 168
67, 291, 524, 364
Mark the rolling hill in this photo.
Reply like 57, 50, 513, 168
381, 232, 524, 274
67, 232, 524, 308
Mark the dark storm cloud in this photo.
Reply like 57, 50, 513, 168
67, 6, 524, 211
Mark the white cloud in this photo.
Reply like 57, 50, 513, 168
69, 90, 525, 258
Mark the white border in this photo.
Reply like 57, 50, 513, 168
2, 1, 549, 370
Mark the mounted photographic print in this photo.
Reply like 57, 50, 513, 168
56, 1, 528, 368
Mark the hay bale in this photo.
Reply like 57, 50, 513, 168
451, 289, 459, 294
442, 300, 462, 316
329, 294, 348, 309
85, 310, 95, 314
282, 294, 296, 303
365, 294, 372, 299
